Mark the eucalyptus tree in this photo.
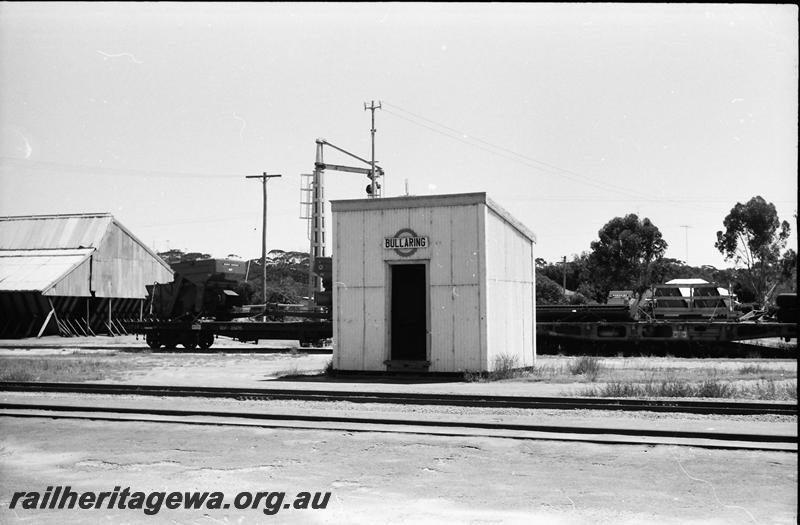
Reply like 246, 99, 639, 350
715, 196, 791, 305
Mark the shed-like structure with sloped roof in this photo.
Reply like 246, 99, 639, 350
331, 192, 537, 373
0, 213, 173, 338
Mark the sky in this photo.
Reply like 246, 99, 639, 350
1, 2, 797, 269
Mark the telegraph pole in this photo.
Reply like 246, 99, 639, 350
246, 172, 282, 310
364, 100, 382, 197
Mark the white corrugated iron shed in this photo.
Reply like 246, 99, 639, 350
0, 213, 172, 297
331, 192, 537, 373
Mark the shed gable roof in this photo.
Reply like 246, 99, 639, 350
0, 213, 112, 250
0, 213, 172, 293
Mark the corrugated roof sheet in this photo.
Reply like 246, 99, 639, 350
0, 213, 112, 250
0, 249, 93, 292
0, 212, 173, 295
331, 192, 537, 243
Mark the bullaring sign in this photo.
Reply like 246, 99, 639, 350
384, 228, 428, 257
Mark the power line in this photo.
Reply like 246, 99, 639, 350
246, 172, 282, 308
382, 107, 645, 199
382, 101, 650, 200
0, 156, 238, 179
381, 101, 728, 213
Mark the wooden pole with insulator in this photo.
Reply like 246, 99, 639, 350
246, 172, 282, 315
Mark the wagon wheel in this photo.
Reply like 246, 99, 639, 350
162, 335, 178, 350
145, 333, 160, 349
182, 336, 198, 350
198, 333, 214, 350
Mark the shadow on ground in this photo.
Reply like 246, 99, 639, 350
268, 371, 466, 385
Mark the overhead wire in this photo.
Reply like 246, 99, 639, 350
381, 106, 650, 200
383, 100, 648, 200
381, 101, 729, 212
0, 156, 239, 179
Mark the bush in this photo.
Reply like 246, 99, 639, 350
463, 370, 482, 382
536, 273, 567, 305
654, 380, 694, 397
695, 380, 735, 398
463, 354, 527, 382
568, 356, 603, 381
568, 292, 589, 305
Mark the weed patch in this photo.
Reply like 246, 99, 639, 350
0, 357, 133, 382
568, 356, 603, 381
491, 354, 523, 380
695, 379, 735, 398
739, 364, 767, 375
464, 354, 529, 382
577, 378, 797, 400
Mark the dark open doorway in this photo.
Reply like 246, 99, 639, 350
390, 263, 427, 365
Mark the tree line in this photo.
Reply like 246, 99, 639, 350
157, 249, 311, 305
537, 196, 796, 307
157, 195, 795, 309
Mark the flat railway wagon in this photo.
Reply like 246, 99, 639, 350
127, 258, 332, 349
537, 288, 797, 355
131, 258, 794, 354
132, 319, 332, 350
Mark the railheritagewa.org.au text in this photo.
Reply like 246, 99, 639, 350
10, 486, 331, 516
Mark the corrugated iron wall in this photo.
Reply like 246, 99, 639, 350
333, 202, 487, 372
44, 256, 93, 297
485, 207, 536, 368
91, 222, 173, 298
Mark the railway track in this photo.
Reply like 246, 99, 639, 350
1, 400, 795, 452
1, 381, 796, 416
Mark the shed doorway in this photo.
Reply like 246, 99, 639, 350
389, 263, 427, 366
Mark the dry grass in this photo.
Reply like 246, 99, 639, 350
577, 379, 797, 401
472, 354, 796, 400
0, 357, 135, 382
568, 356, 603, 381
464, 354, 528, 382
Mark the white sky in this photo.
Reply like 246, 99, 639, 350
1, 3, 797, 268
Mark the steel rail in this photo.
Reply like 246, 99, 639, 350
1, 382, 796, 416
0, 402, 795, 452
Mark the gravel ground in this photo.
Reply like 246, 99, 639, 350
2, 391, 796, 439
0, 416, 796, 524
1, 345, 796, 399
1, 340, 797, 524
